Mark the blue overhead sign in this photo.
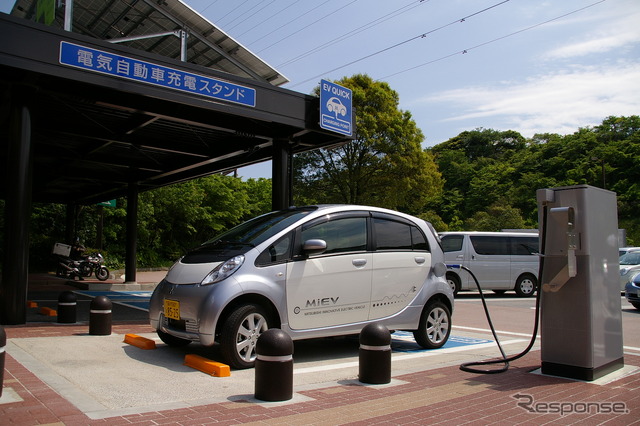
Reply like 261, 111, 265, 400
59, 41, 256, 107
320, 79, 353, 136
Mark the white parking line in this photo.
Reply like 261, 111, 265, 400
452, 326, 640, 357
453, 325, 539, 339
293, 339, 527, 374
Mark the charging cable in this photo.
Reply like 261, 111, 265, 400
454, 207, 548, 374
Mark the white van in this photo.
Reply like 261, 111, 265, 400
439, 232, 539, 297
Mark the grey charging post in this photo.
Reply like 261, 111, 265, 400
537, 185, 624, 381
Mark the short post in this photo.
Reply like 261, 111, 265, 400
359, 323, 392, 384
254, 329, 293, 401
89, 296, 112, 336
0, 325, 5, 398
57, 291, 77, 323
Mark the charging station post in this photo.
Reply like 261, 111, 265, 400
536, 185, 624, 381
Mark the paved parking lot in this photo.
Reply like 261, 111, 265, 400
1, 273, 639, 424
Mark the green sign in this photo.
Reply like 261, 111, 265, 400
97, 199, 116, 207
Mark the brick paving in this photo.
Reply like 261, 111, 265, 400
2, 321, 639, 425
2, 275, 639, 424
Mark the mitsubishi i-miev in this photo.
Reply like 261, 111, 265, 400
149, 205, 453, 368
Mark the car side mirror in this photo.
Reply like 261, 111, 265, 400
302, 239, 327, 256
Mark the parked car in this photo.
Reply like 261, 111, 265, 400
149, 205, 453, 368
619, 247, 640, 256
619, 251, 640, 291
624, 272, 640, 310
439, 231, 539, 297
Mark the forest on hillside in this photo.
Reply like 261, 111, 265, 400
0, 74, 637, 271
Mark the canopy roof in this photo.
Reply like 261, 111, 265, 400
10, 0, 288, 85
0, 12, 351, 204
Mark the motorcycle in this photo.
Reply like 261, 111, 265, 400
54, 244, 110, 281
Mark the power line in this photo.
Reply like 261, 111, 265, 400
277, 0, 432, 68
379, 0, 608, 81
288, 0, 512, 88
235, 1, 303, 39
226, 0, 276, 31
245, 1, 333, 46
215, 0, 254, 26
201, 0, 221, 14
256, 0, 362, 54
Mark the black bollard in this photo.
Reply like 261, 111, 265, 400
254, 329, 294, 401
89, 296, 112, 336
0, 325, 5, 398
359, 323, 392, 384
57, 291, 77, 323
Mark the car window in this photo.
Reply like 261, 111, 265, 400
373, 218, 430, 251
511, 237, 539, 255
620, 253, 640, 265
374, 218, 412, 250
202, 209, 313, 248
441, 235, 464, 252
301, 217, 367, 255
411, 226, 430, 251
470, 236, 510, 255
255, 233, 292, 266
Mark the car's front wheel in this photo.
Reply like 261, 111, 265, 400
220, 304, 270, 369
413, 300, 451, 349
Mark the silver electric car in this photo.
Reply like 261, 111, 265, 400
149, 205, 453, 368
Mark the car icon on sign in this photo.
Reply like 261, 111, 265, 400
326, 97, 347, 117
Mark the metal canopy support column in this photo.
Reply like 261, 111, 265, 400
272, 140, 291, 211
125, 182, 138, 284
1, 100, 32, 325
64, 0, 73, 31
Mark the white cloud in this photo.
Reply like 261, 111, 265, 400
426, 62, 640, 137
542, 9, 640, 60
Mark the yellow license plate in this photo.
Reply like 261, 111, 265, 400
164, 299, 180, 320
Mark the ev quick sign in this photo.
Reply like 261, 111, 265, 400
320, 79, 352, 136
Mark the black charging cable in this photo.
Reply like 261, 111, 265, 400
456, 206, 548, 374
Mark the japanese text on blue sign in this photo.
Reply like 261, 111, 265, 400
59, 42, 256, 107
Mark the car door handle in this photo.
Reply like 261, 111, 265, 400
456, 255, 464, 259
352, 259, 367, 267
414, 256, 426, 265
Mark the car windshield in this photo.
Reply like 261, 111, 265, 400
620, 252, 640, 266
202, 208, 315, 248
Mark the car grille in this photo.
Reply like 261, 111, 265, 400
162, 316, 199, 334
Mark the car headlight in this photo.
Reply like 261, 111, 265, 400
201, 255, 245, 285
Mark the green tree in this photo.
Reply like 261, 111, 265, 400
430, 116, 640, 242
294, 74, 443, 215
464, 202, 526, 231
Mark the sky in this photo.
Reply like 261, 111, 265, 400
3, 0, 639, 179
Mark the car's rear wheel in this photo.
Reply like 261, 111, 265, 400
413, 300, 451, 349
157, 329, 191, 347
631, 302, 640, 310
514, 274, 537, 297
220, 304, 270, 369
